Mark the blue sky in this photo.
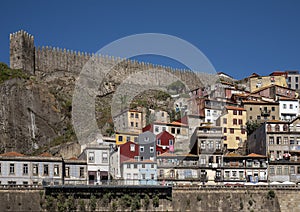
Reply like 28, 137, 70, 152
1, 0, 300, 79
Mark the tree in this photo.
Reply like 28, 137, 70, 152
143, 194, 150, 210
89, 195, 97, 211
153, 195, 159, 208
246, 120, 261, 135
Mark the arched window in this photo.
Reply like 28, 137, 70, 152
283, 124, 288, 131
275, 124, 280, 132
267, 124, 272, 132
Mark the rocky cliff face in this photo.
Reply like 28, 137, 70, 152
0, 77, 70, 155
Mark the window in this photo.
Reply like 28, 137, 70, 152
233, 110, 237, 115
88, 152, 95, 163
135, 113, 139, 118
239, 119, 243, 125
208, 141, 214, 149
223, 118, 227, 124
157, 139, 161, 145
169, 139, 173, 146
277, 166, 282, 175
162, 127, 166, 131
150, 146, 154, 153
241, 129, 246, 134
296, 77, 299, 83
272, 116, 275, 120
33, 164, 38, 176
250, 107, 252, 111
0, 163, 1, 174
142, 164, 145, 168
232, 171, 237, 177
238, 110, 243, 115
284, 166, 289, 175
151, 174, 155, 180
275, 124, 280, 132
135, 122, 138, 127
290, 104, 293, 109
133, 173, 138, 179
65, 166, 70, 177
236, 136, 240, 141
80, 167, 84, 178
200, 140, 206, 149
224, 136, 227, 140
225, 171, 230, 178
134, 137, 138, 142
118, 136, 123, 142
276, 137, 282, 145
155, 126, 159, 132
269, 137, 274, 145
257, 115, 261, 120
230, 128, 234, 134
127, 173, 131, 179
177, 128, 181, 134
283, 137, 288, 144
272, 107, 275, 111
233, 119, 237, 125
290, 166, 295, 174
249, 116, 252, 120
133, 164, 138, 169
9, 164, 14, 175
224, 128, 227, 133
216, 141, 221, 150
270, 166, 275, 175
297, 166, 300, 174
171, 128, 175, 134
207, 110, 211, 116
142, 174, 146, 179
130, 144, 135, 152
43, 164, 49, 176
130, 122, 134, 127
151, 164, 155, 168
127, 164, 131, 169
161, 112, 164, 117
283, 104, 287, 109
130, 113, 134, 118
54, 165, 59, 176
23, 164, 28, 175
102, 152, 108, 163
140, 146, 144, 152
126, 136, 130, 142
290, 137, 295, 145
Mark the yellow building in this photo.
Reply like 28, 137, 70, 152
250, 75, 287, 93
217, 106, 247, 150
115, 132, 139, 145
113, 109, 144, 134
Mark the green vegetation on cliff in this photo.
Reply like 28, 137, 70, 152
0, 63, 28, 84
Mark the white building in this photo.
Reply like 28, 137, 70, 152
279, 98, 299, 121
121, 159, 157, 185
204, 108, 222, 124
79, 140, 111, 185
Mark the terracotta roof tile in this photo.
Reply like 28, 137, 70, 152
225, 106, 246, 111
39, 152, 52, 157
247, 153, 267, 158
0, 151, 25, 157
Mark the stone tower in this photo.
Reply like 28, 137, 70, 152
10, 30, 35, 75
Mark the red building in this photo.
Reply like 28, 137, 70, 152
156, 131, 175, 155
120, 141, 139, 163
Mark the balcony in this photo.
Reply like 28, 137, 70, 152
260, 109, 271, 117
